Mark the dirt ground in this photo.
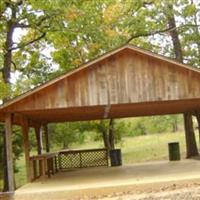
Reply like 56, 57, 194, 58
7, 181, 200, 200
14, 180, 200, 200
88, 180, 200, 200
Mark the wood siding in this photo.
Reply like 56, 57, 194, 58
5, 49, 200, 112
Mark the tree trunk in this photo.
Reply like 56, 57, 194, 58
102, 130, 110, 150
166, 3, 198, 157
34, 125, 42, 155
195, 112, 200, 150
108, 119, 115, 150
172, 118, 178, 132
2, 5, 16, 191
63, 141, 69, 149
167, 4, 183, 63
43, 124, 50, 153
99, 120, 110, 149
183, 113, 198, 158
2, 131, 8, 192
4, 114, 14, 191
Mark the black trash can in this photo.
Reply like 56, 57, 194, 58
168, 142, 180, 161
110, 149, 122, 166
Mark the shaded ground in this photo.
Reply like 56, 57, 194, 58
15, 159, 200, 200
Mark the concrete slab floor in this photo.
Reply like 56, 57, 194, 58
14, 159, 200, 200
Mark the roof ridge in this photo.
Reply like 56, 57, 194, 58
0, 43, 199, 110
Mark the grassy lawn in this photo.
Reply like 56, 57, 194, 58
121, 132, 187, 164
15, 155, 27, 189
71, 131, 196, 164
11, 131, 199, 189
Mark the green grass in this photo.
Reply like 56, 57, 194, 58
121, 132, 187, 163
70, 131, 199, 164
9, 131, 200, 189
15, 155, 27, 188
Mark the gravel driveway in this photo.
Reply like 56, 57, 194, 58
87, 183, 200, 200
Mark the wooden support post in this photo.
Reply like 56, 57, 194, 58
34, 125, 42, 155
21, 117, 31, 182
54, 156, 58, 172
44, 124, 50, 153
33, 159, 37, 180
4, 113, 14, 191
41, 157, 47, 179
183, 113, 198, 158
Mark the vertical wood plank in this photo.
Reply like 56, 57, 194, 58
33, 159, 37, 180
7, 49, 200, 112
34, 125, 42, 155
44, 124, 50, 153
5, 113, 14, 191
21, 117, 31, 182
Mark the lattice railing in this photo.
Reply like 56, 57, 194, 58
58, 148, 109, 170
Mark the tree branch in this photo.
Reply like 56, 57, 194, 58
16, 14, 52, 29
15, 23, 30, 28
11, 60, 17, 70
126, 24, 200, 44
9, 32, 46, 51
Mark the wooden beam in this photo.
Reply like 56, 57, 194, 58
183, 113, 198, 158
44, 124, 50, 153
4, 113, 14, 191
21, 117, 31, 182
34, 125, 42, 155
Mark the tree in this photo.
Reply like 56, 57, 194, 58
125, 0, 199, 157
0, 0, 68, 191
166, 3, 183, 62
184, 113, 198, 158
93, 119, 123, 150
49, 122, 90, 149
164, 2, 198, 157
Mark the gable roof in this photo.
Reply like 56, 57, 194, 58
0, 44, 200, 110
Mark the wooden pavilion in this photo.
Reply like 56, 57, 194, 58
1, 44, 200, 192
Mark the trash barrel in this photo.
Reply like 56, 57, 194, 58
168, 142, 180, 161
110, 149, 122, 166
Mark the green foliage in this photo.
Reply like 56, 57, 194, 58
49, 122, 91, 149
113, 121, 126, 144
131, 120, 147, 136
0, 81, 10, 99
12, 126, 24, 173
90, 119, 123, 145
121, 115, 182, 137
183, 4, 196, 16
